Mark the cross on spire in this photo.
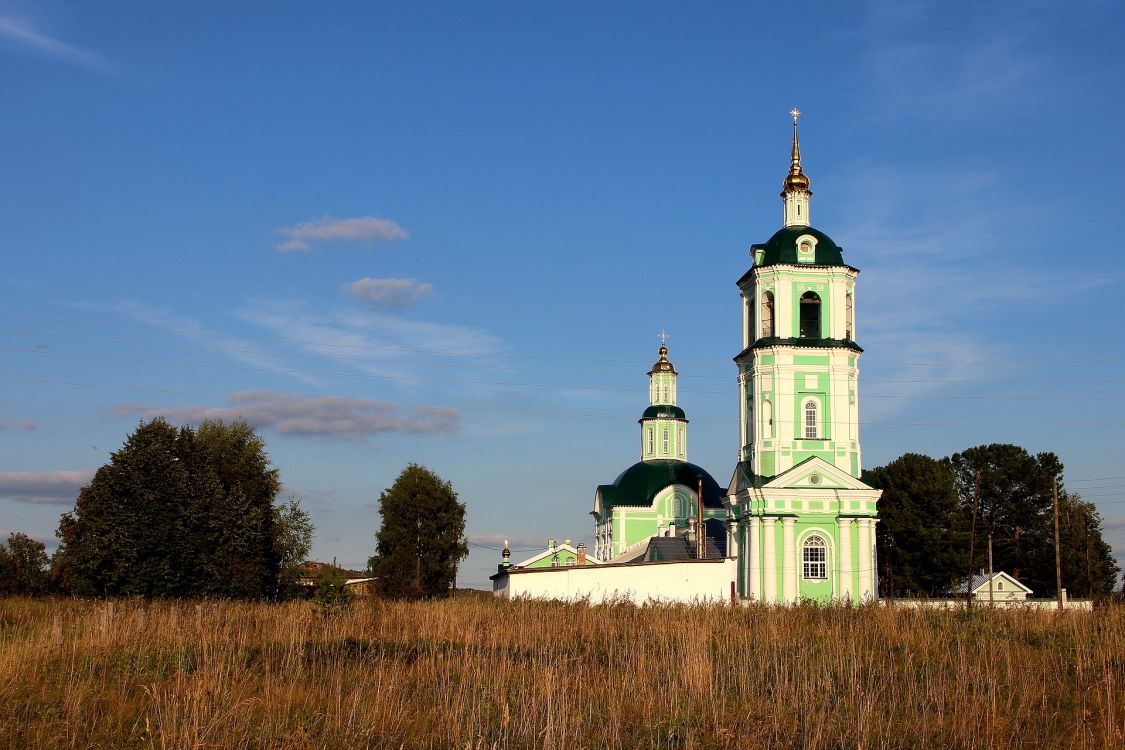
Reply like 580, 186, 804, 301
790, 107, 801, 124
659, 330, 669, 346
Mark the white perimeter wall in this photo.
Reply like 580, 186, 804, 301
496, 559, 737, 605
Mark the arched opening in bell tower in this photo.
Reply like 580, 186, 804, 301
799, 292, 821, 338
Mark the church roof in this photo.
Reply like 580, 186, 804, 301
639, 404, 687, 422
751, 225, 846, 268
598, 459, 723, 511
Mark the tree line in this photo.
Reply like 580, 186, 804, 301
3, 417, 467, 601
866, 443, 1119, 600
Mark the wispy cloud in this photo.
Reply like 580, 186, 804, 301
346, 277, 434, 309
116, 391, 459, 441
858, 0, 1039, 121
0, 15, 115, 73
237, 300, 503, 381
115, 301, 315, 383
0, 420, 36, 430
0, 470, 94, 505
275, 216, 408, 252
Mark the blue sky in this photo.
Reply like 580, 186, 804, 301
1, 0, 1123, 589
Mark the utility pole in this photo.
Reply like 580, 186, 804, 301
988, 532, 994, 609
697, 475, 705, 560
1054, 477, 1063, 611
967, 472, 981, 613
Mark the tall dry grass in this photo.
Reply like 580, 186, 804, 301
0, 596, 1121, 749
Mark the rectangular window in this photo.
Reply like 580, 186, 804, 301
647, 428, 654, 454
662, 428, 669, 454
677, 429, 684, 455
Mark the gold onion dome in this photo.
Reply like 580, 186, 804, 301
649, 345, 677, 375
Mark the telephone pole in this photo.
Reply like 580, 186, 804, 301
987, 532, 994, 609
967, 472, 981, 613
1054, 477, 1063, 610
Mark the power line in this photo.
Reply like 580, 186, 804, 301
4, 375, 1125, 428
5, 311, 1125, 369
7, 347, 1125, 396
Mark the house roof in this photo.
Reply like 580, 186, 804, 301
950, 571, 1033, 595
512, 543, 602, 568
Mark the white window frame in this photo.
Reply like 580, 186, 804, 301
802, 535, 827, 580
804, 399, 819, 439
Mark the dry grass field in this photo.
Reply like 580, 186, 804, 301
0, 596, 1121, 749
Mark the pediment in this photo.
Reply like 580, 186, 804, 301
763, 457, 874, 492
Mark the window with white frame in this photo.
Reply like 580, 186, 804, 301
804, 400, 818, 439
662, 428, 670, 454
647, 428, 654, 455
845, 292, 854, 340
677, 428, 684, 455
802, 535, 827, 579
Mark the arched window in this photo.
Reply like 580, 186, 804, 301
804, 400, 818, 439
845, 293, 854, 340
802, 535, 827, 579
760, 292, 775, 339
799, 291, 821, 338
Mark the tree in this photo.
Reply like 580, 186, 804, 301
947, 444, 1059, 594
1057, 492, 1120, 599
369, 463, 468, 599
0, 532, 50, 596
275, 497, 315, 597
866, 453, 966, 596
54, 417, 310, 599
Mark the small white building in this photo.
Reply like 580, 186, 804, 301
954, 571, 1033, 602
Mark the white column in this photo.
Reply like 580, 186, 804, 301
728, 520, 740, 561
762, 517, 777, 603
856, 518, 872, 602
782, 517, 797, 603
838, 517, 853, 603
747, 516, 761, 601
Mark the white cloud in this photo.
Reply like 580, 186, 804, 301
275, 216, 408, 252
346, 277, 434, 309
116, 391, 459, 440
0, 469, 94, 505
0, 15, 114, 73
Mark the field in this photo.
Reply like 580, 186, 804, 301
0, 596, 1121, 749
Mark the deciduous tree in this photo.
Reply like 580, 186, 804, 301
0, 532, 49, 595
369, 463, 468, 599
54, 417, 310, 599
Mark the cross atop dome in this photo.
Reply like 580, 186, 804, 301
790, 107, 801, 124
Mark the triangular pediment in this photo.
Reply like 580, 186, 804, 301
763, 457, 874, 491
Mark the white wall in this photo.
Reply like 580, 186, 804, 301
495, 559, 737, 605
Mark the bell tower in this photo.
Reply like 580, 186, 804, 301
725, 110, 881, 605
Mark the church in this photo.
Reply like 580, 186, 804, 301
492, 111, 882, 604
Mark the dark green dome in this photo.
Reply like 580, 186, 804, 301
639, 405, 687, 422
597, 459, 723, 511
753, 225, 845, 267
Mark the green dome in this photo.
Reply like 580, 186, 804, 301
753, 225, 845, 267
639, 405, 687, 422
597, 459, 723, 511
